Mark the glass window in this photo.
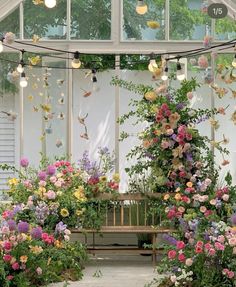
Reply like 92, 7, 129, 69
0, 8, 20, 38
71, 0, 111, 40
122, 0, 165, 41
215, 17, 236, 40
170, 0, 211, 40
23, 0, 67, 39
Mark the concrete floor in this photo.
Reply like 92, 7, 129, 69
50, 255, 158, 287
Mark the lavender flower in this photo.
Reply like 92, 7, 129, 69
18, 221, 29, 233
176, 103, 186, 110
38, 171, 47, 181
31, 227, 42, 239
163, 234, 177, 245
20, 157, 29, 168
55, 221, 67, 234
35, 202, 50, 224
13, 204, 23, 215
7, 219, 16, 231
47, 165, 56, 176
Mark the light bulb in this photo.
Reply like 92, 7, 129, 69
71, 51, 81, 69
44, 0, 56, 8
136, 0, 148, 15
161, 66, 168, 81
20, 72, 28, 88
17, 64, 24, 73
0, 40, 3, 53
176, 62, 185, 81
232, 55, 236, 68
148, 59, 158, 73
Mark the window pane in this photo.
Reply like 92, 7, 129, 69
23, 0, 67, 39
122, 0, 165, 41
0, 8, 20, 38
215, 17, 236, 40
71, 0, 111, 40
170, 0, 211, 40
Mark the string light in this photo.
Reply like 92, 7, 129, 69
71, 51, 81, 69
232, 54, 236, 68
148, 53, 158, 73
176, 60, 185, 81
91, 69, 99, 92
44, 0, 57, 8
136, 0, 148, 15
17, 50, 25, 73
20, 72, 28, 88
161, 65, 169, 81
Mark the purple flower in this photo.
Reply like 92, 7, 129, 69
17, 221, 29, 233
20, 157, 29, 168
176, 103, 185, 110
163, 234, 177, 245
38, 171, 47, 181
55, 221, 67, 234
31, 227, 42, 239
47, 165, 56, 176
7, 219, 16, 231
13, 204, 23, 215
231, 214, 236, 225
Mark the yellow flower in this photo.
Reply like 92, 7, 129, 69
33, 0, 44, 5
164, 194, 170, 201
186, 182, 193, 188
147, 21, 160, 29
28, 56, 41, 66
144, 91, 157, 102
54, 240, 63, 249
113, 173, 120, 183
20, 255, 28, 263
76, 208, 86, 216
99, 176, 107, 182
60, 208, 69, 217
30, 245, 43, 254
175, 193, 181, 201
8, 178, 19, 186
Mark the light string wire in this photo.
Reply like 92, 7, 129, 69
0, 38, 236, 70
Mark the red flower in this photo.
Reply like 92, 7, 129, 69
6, 275, 14, 281
176, 241, 185, 250
195, 246, 203, 254
178, 253, 186, 262
12, 262, 20, 270
168, 250, 177, 259
3, 241, 12, 251
3, 254, 12, 262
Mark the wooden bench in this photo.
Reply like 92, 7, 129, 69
71, 193, 174, 265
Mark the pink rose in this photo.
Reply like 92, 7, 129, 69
178, 253, 185, 262
3, 254, 12, 262
12, 262, 20, 270
168, 250, 177, 259
228, 271, 234, 279
200, 206, 207, 213
195, 246, 203, 254
208, 248, 216, 256
204, 243, 212, 250
6, 275, 14, 281
222, 194, 229, 201
185, 258, 193, 266
214, 242, 225, 251
46, 190, 56, 200
176, 241, 185, 250
3, 241, 12, 251
36, 267, 42, 275
228, 238, 236, 247
217, 235, 225, 243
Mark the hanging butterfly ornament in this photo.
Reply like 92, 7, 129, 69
0, 111, 17, 121
81, 88, 92, 98
211, 84, 228, 98
78, 113, 89, 140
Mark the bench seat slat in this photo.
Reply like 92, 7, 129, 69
71, 226, 175, 233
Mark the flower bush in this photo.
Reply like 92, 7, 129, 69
3, 148, 119, 230
112, 77, 236, 286
0, 217, 86, 287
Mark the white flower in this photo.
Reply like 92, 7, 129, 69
170, 275, 177, 283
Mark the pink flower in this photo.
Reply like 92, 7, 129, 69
204, 210, 212, 217
214, 242, 225, 251
179, 171, 186, 178
46, 190, 56, 200
229, 238, 236, 247
12, 262, 20, 270
3, 254, 12, 262
222, 194, 229, 201
178, 253, 185, 262
200, 206, 207, 213
217, 235, 225, 243
176, 241, 185, 250
20, 157, 29, 168
36, 267, 43, 275
161, 140, 170, 149
6, 275, 14, 281
3, 241, 12, 251
208, 248, 216, 256
195, 246, 203, 254
228, 271, 235, 279
196, 241, 204, 248
185, 258, 193, 266
198, 55, 208, 69
204, 243, 212, 250
168, 250, 177, 259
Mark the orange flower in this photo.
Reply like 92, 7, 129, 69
20, 255, 28, 263
164, 194, 170, 201
186, 182, 193, 188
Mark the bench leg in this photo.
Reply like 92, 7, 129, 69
152, 234, 157, 266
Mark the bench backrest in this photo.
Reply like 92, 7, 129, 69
95, 193, 163, 227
